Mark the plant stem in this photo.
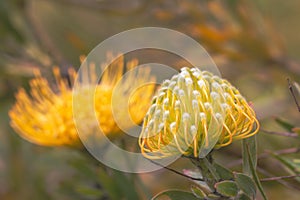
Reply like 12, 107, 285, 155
191, 155, 220, 190
260, 174, 300, 182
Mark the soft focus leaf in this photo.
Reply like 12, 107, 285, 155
242, 135, 257, 176
272, 154, 300, 173
226, 0, 240, 19
272, 154, 300, 182
75, 185, 103, 198
242, 135, 267, 200
207, 193, 221, 199
274, 117, 295, 132
234, 173, 256, 199
293, 159, 300, 181
33, 175, 52, 200
97, 168, 123, 200
0, 1, 24, 42
214, 163, 234, 180
246, 146, 268, 200
215, 180, 238, 197
111, 171, 140, 200
152, 189, 201, 200
97, 168, 140, 200
236, 193, 252, 200
68, 158, 97, 181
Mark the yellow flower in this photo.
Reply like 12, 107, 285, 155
139, 67, 259, 159
9, 54, 156, 147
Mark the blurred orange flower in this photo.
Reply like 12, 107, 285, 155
9, 54, 156, 147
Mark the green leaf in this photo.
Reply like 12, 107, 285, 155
242, 135, 267, 199
33, 175, 52, 200
97, 168, 140, 200
207, 193, 221, 199
246, 146, 268, 200
152, 189, 201, 200
272, 154, 300, 173
235, 193, 252, 200
242, 135, 257, 176
215, 180, 238, 197
111, 170, 140, 200
68, 158, 97, 181
97, 168, 122, 200
234, 173, 256, 199
271, 155, 300, 182
214, 163, 234, 180
191, 185, 207, 198
0, 1, 24, 42
274, 117, 295, 132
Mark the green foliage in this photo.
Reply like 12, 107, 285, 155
242, 135, 267, 199
191, 185, 207, 198
275, 117, 295, 132
207, 193, 222, 199
215, 180, 238, 197
245, 142, 268, 200
69, 157, 97, 181
68, 154, 142, 200
234, 173, 256, 199
0, 1, 24, 43
235, 193, 252, 200
271, 154, 300, 174
271, 154, 300, 183
152, 189, 201, 200
75, 184, 103, 199
104, 170, 140, 200
242, 136, 257, 176
214, 163, 234, 180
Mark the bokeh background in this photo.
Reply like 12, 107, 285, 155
0, 0, 300, 199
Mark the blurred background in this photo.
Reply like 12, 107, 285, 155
0, 0, 300, 199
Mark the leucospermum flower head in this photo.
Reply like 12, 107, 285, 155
9, 54, 156, 147
139, 67, 259, 159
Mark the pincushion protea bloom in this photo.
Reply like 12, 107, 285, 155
9, 54, 156, 147
139, 67, 259, 159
